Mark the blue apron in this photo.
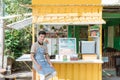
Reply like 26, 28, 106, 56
33, 47, 55, 75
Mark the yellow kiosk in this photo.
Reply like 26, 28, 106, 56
31, 0, 105, 80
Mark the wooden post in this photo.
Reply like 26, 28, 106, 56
0, 20, 4, 68
32, 24, 35, 44
0, 0, 4, 68
33, 68, 36, 80
100, 24, 102, 59
32, 24, 36, 80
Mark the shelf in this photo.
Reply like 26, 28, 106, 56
89, 36, 99, 38
46, 32, 67, 34
89, 29, 99, 31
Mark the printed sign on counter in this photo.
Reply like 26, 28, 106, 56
59, 38, 76, 55
81, 41, 96, 54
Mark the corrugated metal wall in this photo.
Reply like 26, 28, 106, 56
36, 63, 102, 80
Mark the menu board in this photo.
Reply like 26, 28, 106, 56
59, 38, 76, 55
81, 41, 95, 54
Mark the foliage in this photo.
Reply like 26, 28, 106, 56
5, 28, 32, 59
3, 0, 32, 24
3, 0, 32, 59
3, 0, 31, 15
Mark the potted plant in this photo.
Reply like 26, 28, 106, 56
51, 26, 55, 32
54, 44, 58, 55
39, 25, 44, 31
63, 25, 67, 32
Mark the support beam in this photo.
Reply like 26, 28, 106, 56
100, 24, 102, 59
0, 13, 32, 20
0, 0, 4, 68
32, 24, 35, 80
0, 20, 4, 68
32, 24, 35, 44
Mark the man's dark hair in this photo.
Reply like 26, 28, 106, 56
38, 31, 46, 36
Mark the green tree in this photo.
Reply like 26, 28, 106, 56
4, 0, 32, 59
5, 28, 32, 59
3, 0, 31, 15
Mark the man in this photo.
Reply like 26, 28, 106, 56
31, 31, 56, 80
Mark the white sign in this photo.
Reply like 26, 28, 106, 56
81, 41, 95, 54
59, 38, 76, 55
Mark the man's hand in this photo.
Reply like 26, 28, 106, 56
50, 64, 53, 67
50, 64, 54, 69
37, 64, 42, 70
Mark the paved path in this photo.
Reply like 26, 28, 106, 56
1, 69, 120, 80
102, 69, 120, 80
0, 71, 32, 80
103, 77, 120, 80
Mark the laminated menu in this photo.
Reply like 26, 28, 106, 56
59, 38, 76, 55
81, 41, 96, 54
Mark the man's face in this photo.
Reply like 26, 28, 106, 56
38, 34, 45, 43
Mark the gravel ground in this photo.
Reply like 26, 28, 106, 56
102, 69, 120, 80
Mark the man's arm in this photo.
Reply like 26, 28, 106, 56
45, 53, 53, 67
44, 43, 54, 67
31, 53, 42, 70
30, 44, 42, 70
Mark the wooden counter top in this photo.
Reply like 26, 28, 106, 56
16, 54, 103, 63
51, 59, 103, 63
